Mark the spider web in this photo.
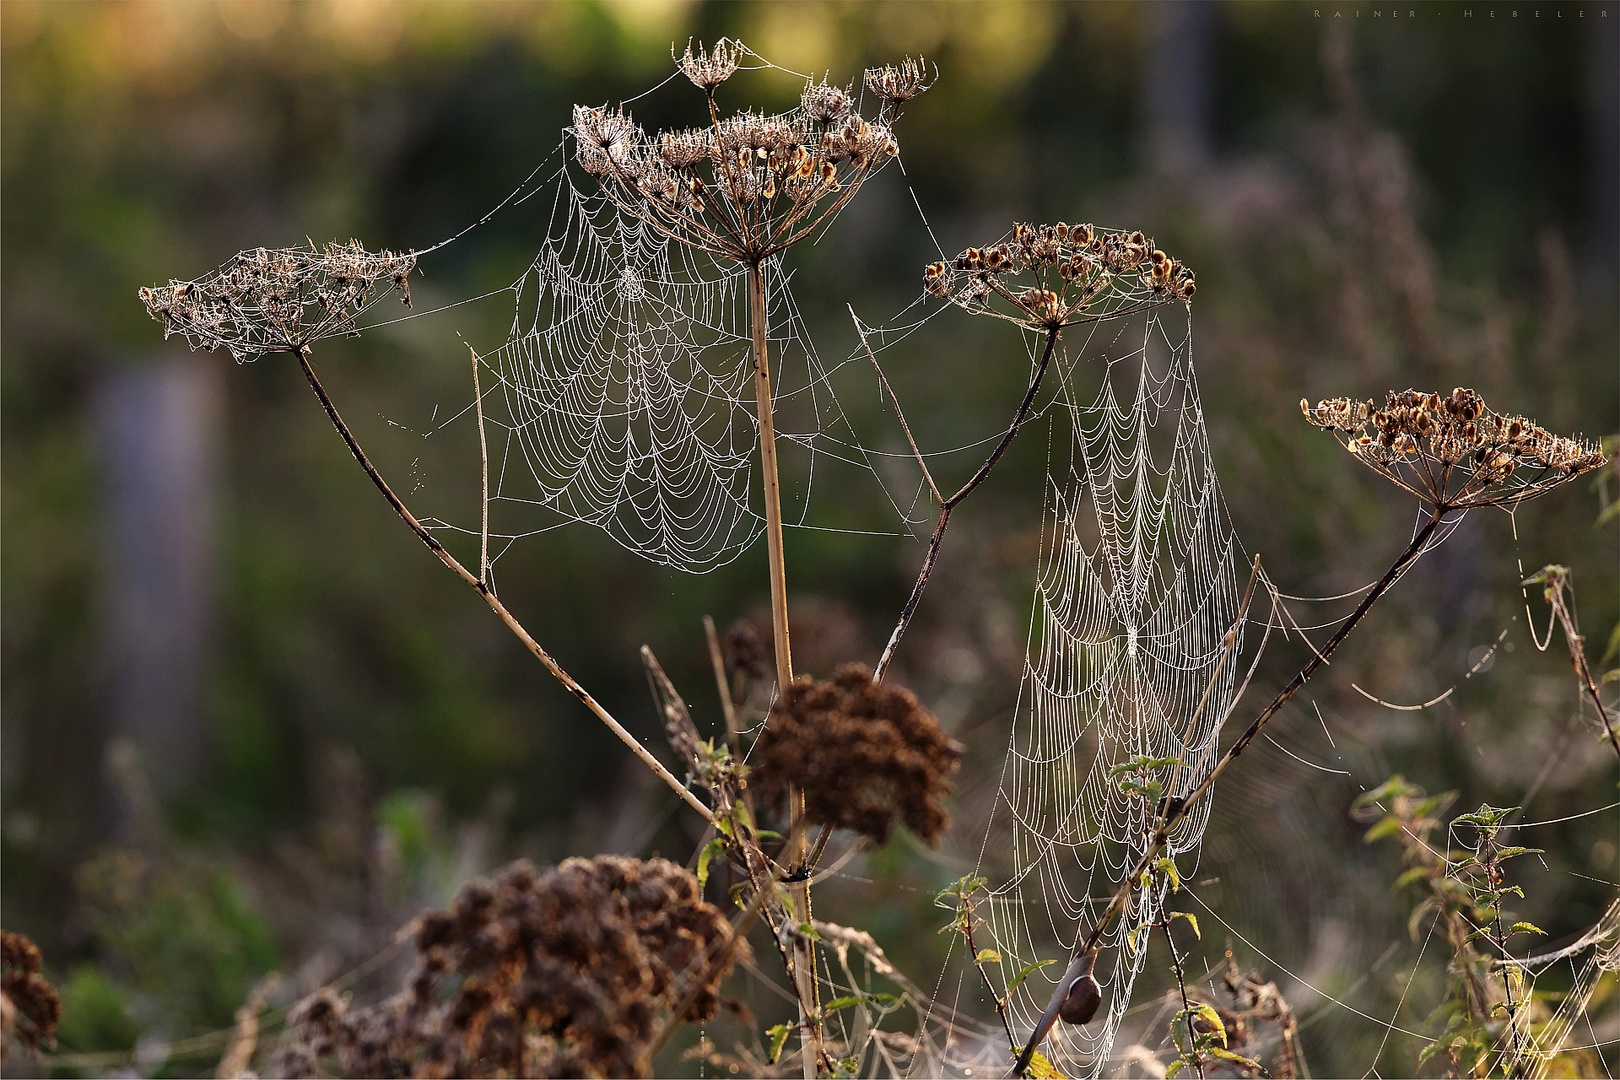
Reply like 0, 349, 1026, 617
975, 308, 1250, 1077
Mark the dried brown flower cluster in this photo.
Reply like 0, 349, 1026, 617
271, 857, 743, 1079
1303, 387, 1604, 509
572, 41, 929, 263
1, 931, 61, 1060
752, 663, 963, 846
923, 222, 1194, 329
138, 241, 416, 363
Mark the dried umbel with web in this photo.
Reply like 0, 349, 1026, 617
751, 663, 963, 846
137, 240, 416, 363
1304, 387, 1604, 509
1, 931, 61, 1060
571, 41, 929, 263
923, 222, 1194, 330
271, 856, 743, 1080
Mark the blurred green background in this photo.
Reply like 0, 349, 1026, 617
3, 1, 1617, 1075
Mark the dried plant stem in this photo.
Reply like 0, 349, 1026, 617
292, 346, 714, 825
747, 261, 819, 1075
1536, 567, 1620, 766
468, 343, 490, 586
703, 615, 743, 760
1013, 510, 1445, 1078
872, 325, 1061, 683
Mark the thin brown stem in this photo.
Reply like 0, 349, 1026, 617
1162, 919, 1206, 1080
874, 326, 1061, 683
961, 895, 1018, 1052
1537, 568, 1620, 766
292, 346, 714, 825
851, 306, 941, 505
468, 343, 490, 586
1012, 509, 1445, 1078
704, 615, 743, 760
747, 260, 818, 1075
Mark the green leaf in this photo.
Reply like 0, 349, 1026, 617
1186, 1002, 1226, 1047
1164, 1060, 1186, 1080
1453, 804, 1517, 829
823, 992, 897, 1014
1169, 911, 1201, 940
1005, 958, 1058, 996
1603, 621, 1620, 665
1109, 755, 1181, 778
766, 1023, 791, 1065
976, 949, 1003, 965
1353, 776, 1414, 810
797, 922, 821, 941
1392, 866, 1431, 891
1509, 921, 1547, 937
696, 836, 727, 889
1493, 846, 1543, 862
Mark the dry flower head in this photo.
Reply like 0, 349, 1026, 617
138, 240, 416, 362
752, 663, 963, 846
571, 40, 928, 263
1304, 387, 1604, 509
1, 931, 61, 1060
924, 222, 1194, 330
271, 856, 743, 1079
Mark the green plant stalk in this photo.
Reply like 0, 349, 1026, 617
292, 346, 715, 826
1012, 509, 1445, 1078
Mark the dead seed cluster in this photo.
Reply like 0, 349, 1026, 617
572, 40, 929, 262
752, 663, 963, 847
271, 856, 742, 1079
924, 222, 1194, 329
1304, 387, 1604, 508
0, 931, 61, 1061
138, 241, 416, 362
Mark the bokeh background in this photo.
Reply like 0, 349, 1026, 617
3, 1, 1617, 1075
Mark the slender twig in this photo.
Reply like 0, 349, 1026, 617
467, 343, 490, 586
852, 307, 941, 505
1012, 509, 1445, 1078
873, 326, 1062, 683
1531, 566, 1620, 766
1162, 918, 1206, 1080
703, 615, 743, 760
291, 346, 715, 825
961, 891, 1019, 1051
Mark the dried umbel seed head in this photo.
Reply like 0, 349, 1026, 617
1, 931, 61, 1058
1304, 386, 1604, 509
864, 55, 936, 104
724, 617, 768, 682
677, 38, 739, 91
139, 241, 416, 363
752, 663, 963, 846
272, 857, 742, 1080
801, 76, 853, 124
928, 222, 1190, 328
574, 47, 920, 263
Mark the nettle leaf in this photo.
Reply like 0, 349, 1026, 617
1109, 755, 1182, 779
1493, 846, 1543, 862
976, 949, 1003, 965
823, 993, 897, 1015
1353, 775, 1415, 809
1005, 958, 1058, 996
1363, 815, 1403, 843
1022, 1049, 1065, 1079
1164, 1059, 1186, 1080
1157, 858, 1182, 893
1209, 1046, 1261, 1070
1170, 911, 1201, 940
1392, 866, 1431, 891
696, 836, 727, 889
766, 1023, 792, 1064
1509, 921, 1547, 937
